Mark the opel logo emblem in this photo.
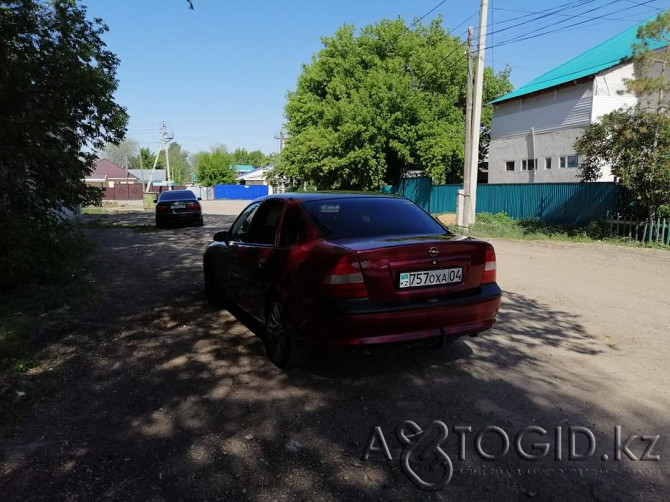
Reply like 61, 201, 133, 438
428, 247, 438, 258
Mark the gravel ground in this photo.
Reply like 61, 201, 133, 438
0, 202, 668, 501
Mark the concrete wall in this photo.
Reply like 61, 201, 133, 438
489, 127, 592, 183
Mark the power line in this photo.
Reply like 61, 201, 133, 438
488, 0, 658, 50
409, 0, 449, 29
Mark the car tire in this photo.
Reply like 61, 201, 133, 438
197, 216, 204, 226
204, 267, 226, 308
264, 299, 309, 369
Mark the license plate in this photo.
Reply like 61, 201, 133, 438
399, 267, 463, 289
172, 203, 186, 209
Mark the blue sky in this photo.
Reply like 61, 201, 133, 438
85, 0, 669, 156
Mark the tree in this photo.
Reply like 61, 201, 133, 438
194, 147, 237, 186
0, 0, 127, 289
230, 148, 270, 168
575, 11, 670, 219
101, 139, 138, 168
274, 17, 512, 190
140, 147, 161, 170
163, 142, 192, 185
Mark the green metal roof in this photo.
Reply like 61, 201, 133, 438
492, 18, 666, 104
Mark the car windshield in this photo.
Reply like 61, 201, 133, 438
158, 191, 196, 201
302, 197, 448, 240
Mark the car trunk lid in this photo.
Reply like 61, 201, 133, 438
333, 235, 489, 302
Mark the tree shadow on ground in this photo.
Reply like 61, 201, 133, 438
0, 214, 666, 501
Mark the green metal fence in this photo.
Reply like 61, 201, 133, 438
606, 213, 670, 246
389, 178, 623, 226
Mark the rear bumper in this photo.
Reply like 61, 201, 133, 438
156, 212, 202, 224
298, 283, 502, 346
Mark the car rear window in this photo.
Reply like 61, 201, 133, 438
158, 191, 195, 201
302, 197, 448, 240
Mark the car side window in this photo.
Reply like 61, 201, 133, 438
246, 199, 285, 245
279, 202, 304, 246
229, 202, 261, 242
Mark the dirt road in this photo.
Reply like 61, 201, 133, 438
1, 202, 668, 500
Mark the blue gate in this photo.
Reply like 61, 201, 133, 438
214, 184, 269, 200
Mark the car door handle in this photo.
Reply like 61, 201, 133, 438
258, 258, 267, 269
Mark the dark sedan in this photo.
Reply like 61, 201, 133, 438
155, 190, 203, 228
203, 193, 501, 368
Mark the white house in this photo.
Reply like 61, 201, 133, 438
488, 19, 665, 184
237, 165, 280, 193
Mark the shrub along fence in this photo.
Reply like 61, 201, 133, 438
387, 177, 623, 226
605, 212, 670, 246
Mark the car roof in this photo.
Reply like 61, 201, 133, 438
261, 191, 403, 203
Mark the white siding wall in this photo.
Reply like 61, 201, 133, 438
490, 82, 593, 141
592, 63, 636, 121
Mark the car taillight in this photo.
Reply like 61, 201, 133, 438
481, 245, 497, 284
156, 203, 170, 212
323, 254, 368, 298
186, 202, 200, 210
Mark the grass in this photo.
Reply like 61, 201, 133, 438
463, 212, 669, 249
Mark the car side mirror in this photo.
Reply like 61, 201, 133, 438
213, 230, 229, 242
197, 197, 202, 201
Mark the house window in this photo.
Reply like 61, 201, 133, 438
505, 161, 515, 171
521, 158, 537, 170
559, 155, 579, 169
545, 157, 552, 169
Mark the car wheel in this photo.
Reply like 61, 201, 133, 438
197, 216, 204, 226
204, 267, 226, 308
264, 299, 309, 369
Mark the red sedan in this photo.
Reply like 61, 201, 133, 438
203, 193, 501, 368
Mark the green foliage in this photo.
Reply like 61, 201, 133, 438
163, 142, 192, 185
194, 147, 238, 186
469, 213, 606, 241
193, 146, 271, 186
624, 10, 670, 110
276, 17, 512, 190
231, 148, 270, 168
575, 11, 670, 219
0, 0, 127, 291
140, 147, 161, 170
575, 109, 670, 217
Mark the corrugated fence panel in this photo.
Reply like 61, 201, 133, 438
429, 185, 460, 214
388, 181, 622, 225
214, 184, 269, 200
396, 177, 432, 210
476, 183, 621, 224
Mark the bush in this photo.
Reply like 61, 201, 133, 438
0, 216, 92, 293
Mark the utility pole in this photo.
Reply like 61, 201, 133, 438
462, 0, 488, 228
274, 127, 286, 153
459, 27, 474, 228
145, 122, 173, 192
